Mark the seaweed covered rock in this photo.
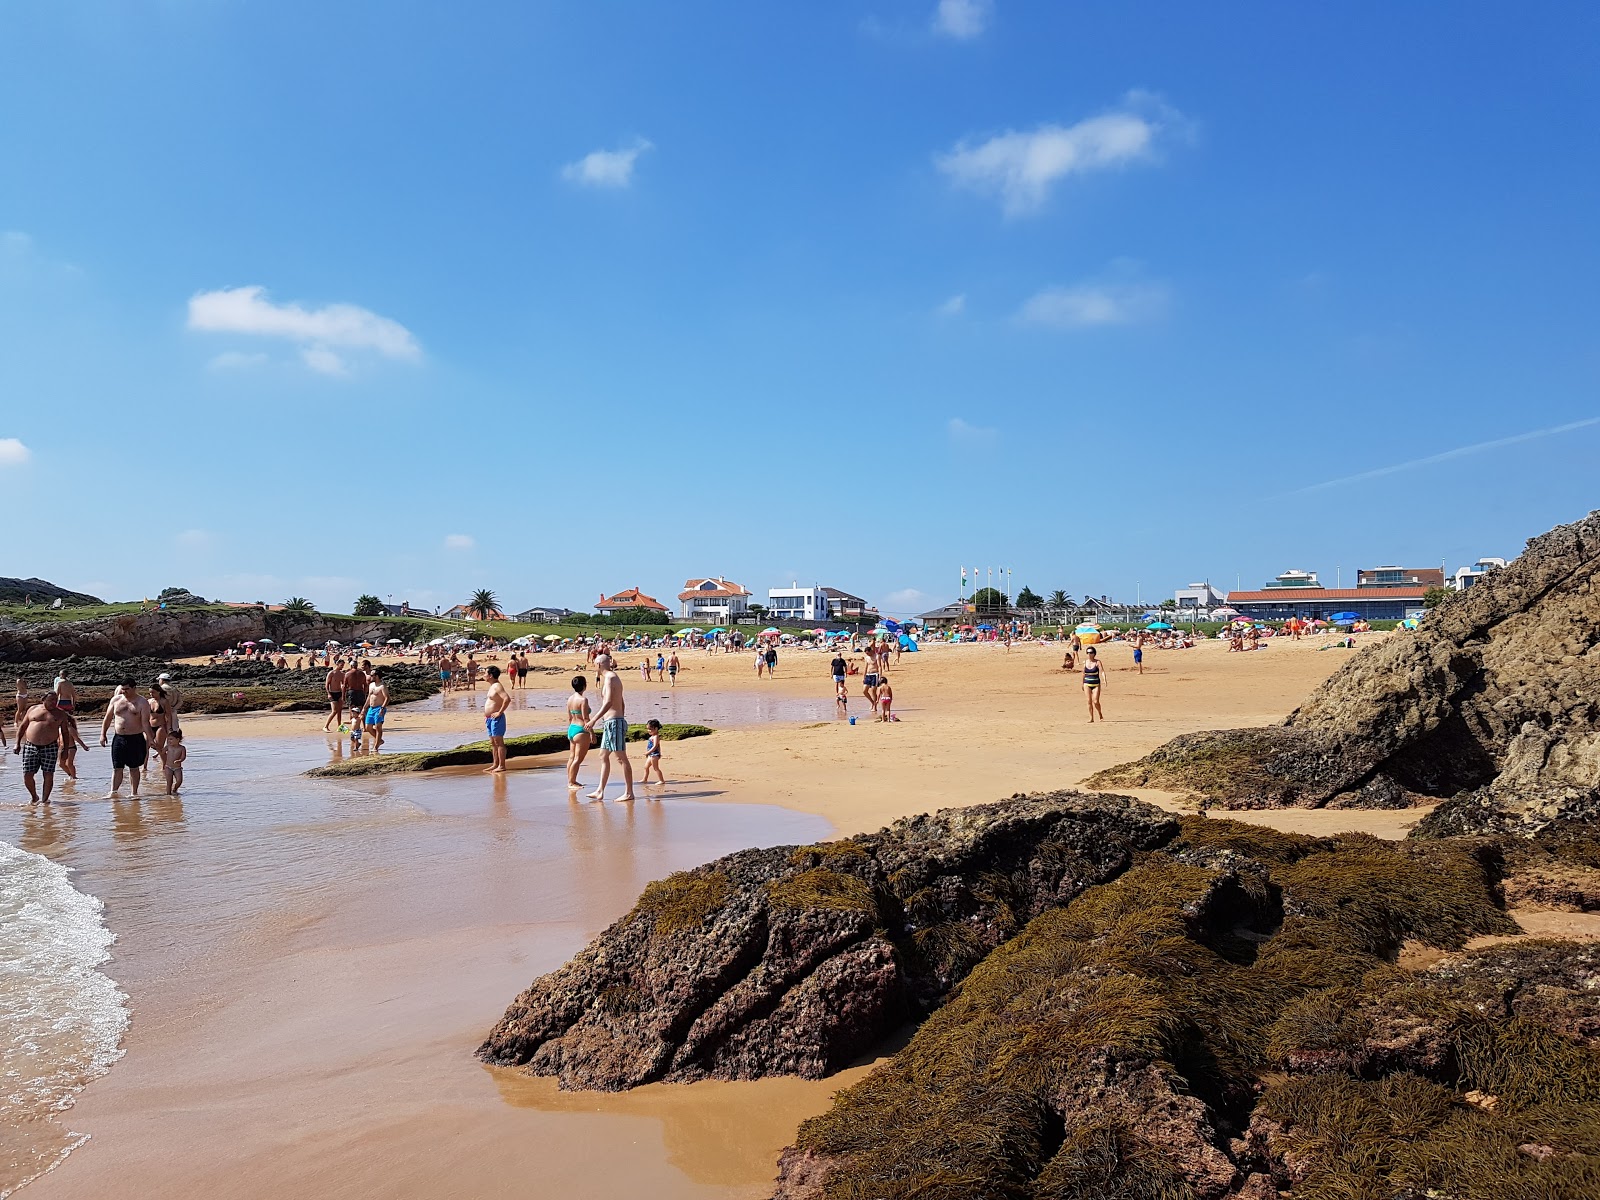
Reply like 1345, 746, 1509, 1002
477, 792, 1177, 1089
1092, 509, 1600, 822
771, 820, 1516, 1200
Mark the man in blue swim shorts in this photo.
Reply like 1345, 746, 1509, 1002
483, 666, 510, 773
585, 653, 635, 802
363, 667, 390, 750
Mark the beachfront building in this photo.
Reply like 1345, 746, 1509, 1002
443, 603, 508, 621
677, 577, 755, 624
1356, 566, 1445, 589
1451, 557, 1507, 591
1262, 569, 1322, 590
1173, 582, 1228, 616
512, 606, 576, 623
595, 587, 670, 615
767, 583, 829, 625
917, 601, 971, 630
822, 587, 878, 622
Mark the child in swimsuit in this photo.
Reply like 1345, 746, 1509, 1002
163, 730, 186, 795
566, 675, 592, 790
876, 675, 894, 722
642, 718, 665, 786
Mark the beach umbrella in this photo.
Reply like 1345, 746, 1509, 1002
542, 634, 561, 642
1329, 611, 1361, 623
881, 619, 902, 633
1146, 621, 1173, 630
325, 639, 341, 646
762, 626, 780, 634
707, 627, 727, 633
976, 623, 994, 631
1231, 616, 1255, 624
386, 638, 403, 645
1141, 611, 1163, 621
240, 640, 257, 646
455, 637, 478, 645
258, 637, 275, 644
1074, 623, 1098, 634
282, 643, 298, 649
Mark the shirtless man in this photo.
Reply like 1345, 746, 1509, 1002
14, 692, 69, 804
99, 679, 153, 798
343, 661, 367, 735
482, 666, 510, 773
586, 653, 635, 802
324, 658, 346, 730
364, 667, 390, 751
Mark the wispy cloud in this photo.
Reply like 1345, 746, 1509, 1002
936, 91, 1183, 216
937, 293, 967, 317
882, 587, 934, 613
175, 529, 215, 550
187, 286, 421, 372
1018, 280, 1168, 328
932, 0, 991, 39
948, 416, 997, 445
1291, 417, 1600, 495
561, 139, 653, 188
443, 533, 476, 551
0, 438, 31, 467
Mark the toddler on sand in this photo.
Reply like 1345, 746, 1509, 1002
642, 719, 666, 786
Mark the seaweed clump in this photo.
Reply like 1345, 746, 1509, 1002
775, 818, 1523, 1200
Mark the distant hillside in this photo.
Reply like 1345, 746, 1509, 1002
0, 577, 104, 605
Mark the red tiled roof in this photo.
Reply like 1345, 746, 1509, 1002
678, 577, 751, 600
596, 587, 669, 611
1228, 587, 1427, 602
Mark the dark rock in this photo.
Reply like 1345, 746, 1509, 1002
477, 791, 1178, 1089
0, 577, 103, 606
1091, 509, 1600, 825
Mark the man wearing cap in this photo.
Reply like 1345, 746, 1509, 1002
100, 679, 153, 798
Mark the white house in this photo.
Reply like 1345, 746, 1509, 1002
1451, 556, 1507, 591
767, 583, 828, 625
1172, 581, 1227, 615
678, 577, 754, 624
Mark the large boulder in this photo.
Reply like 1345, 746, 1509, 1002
477, 792, 1178, 1089
1092, 510, 1600, 830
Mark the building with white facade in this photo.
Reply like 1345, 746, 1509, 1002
1451, 557, 1507, 591
767, 583, 828, 625
1172, 582, 1227, 615
678, 577, 754, 624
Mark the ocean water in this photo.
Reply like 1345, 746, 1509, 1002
0, 841, 128, 1198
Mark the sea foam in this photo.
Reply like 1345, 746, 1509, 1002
0, 840, 129, 1197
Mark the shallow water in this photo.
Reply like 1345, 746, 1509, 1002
405, 683, 841, 729
0, 733, 829, 1197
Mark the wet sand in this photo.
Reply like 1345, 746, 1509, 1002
9, 633, 1524, 1198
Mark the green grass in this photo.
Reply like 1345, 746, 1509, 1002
306, 722, 712, 776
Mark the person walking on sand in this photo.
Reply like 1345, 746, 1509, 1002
830, 649, 848, 707
324, 658, 347, 730
365, 667, 390, 752
667, 650, 679, 687
587, 653, 635, 802
1132, 634, 1145, 676
1081, 646, 1105, 723
14, 692, 69, 804
100, 680, 153, 798
483, 666, 510, 773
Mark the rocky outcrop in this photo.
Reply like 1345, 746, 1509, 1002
1092, 510, 1600, 826
477, 792, 1178, 1089
0, 607, 446, 664
0, 577, 103, 606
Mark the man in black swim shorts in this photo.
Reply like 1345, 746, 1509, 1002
99, 679, 153, 798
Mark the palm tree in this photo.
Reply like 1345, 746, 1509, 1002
1047, 590, 1071, 614
281, 596, 316, 617
467, 588, 499, 620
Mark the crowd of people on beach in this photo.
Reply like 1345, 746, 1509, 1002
7, 670, 186, 804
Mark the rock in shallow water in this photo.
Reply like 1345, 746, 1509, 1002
476, 791, 1178, 1089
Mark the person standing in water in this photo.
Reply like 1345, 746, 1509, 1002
365, 667, 390, 752
14, 692, 68, 804
100, 680, 153, 798
1081, 646, 1105, 723
323, 657, 346, 731
482, 665, 509, 773
587, 653, 635, 802
565, 674, 593, 790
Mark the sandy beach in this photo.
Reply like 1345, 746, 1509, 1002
8, 635, 1594, 1199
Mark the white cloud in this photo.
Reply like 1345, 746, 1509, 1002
187, 286, 421, 372
207, 350, 268, 371
1, 231, 32, 257
1018, 281, 1169, 328
300, 346, 347, 376
936, 91, 1182, 216
937, 293, 967, 317
932, 0, 990, 39
561, 139, 653, 188
0, 438, 31, 466
443, 533, 476, 551
175, 529, 215, 550
948, 416, 997, 445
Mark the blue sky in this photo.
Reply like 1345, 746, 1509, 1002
3, 1, 1597, 617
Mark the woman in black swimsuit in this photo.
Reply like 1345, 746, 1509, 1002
1081, 647, 1104, 723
